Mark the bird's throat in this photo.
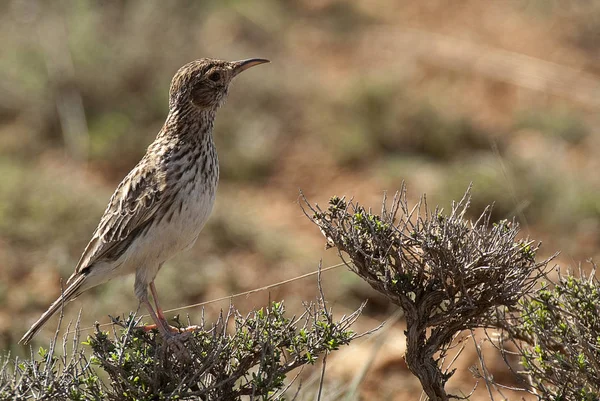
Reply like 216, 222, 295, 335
162, 107, 216, 141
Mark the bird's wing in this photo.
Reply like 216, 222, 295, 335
71, 157, 167, 277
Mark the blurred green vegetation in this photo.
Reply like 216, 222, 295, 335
0, 1, 599, 399
515, 107, 590, 145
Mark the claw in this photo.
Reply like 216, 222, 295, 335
135, 323, 201, 334
135, 323, 180, 333
178, 325, 201, 333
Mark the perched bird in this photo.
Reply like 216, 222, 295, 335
20, 57, 269, 346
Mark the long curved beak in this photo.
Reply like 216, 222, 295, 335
232, 58, 270, 77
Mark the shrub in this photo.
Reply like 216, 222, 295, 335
1, 286, 362, 401
302, 186, 554, 400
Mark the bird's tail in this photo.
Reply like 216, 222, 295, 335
19, 274, 86, 345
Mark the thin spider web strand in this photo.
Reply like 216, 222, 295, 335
65, 262, 347, 335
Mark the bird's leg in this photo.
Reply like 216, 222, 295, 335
138, 295, 174, 335
138, 293, 190, 360
136, 284, 177, 334
150, 280, 200, 333
149, 281, 169, 325
140, 281, 198, 333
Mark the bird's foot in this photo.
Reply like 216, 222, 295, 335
178, 324, 201, 333
134, 321, 195, 361
136, 323, 180, 333
135, 323, 201, 334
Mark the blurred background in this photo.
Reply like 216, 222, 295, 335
1, 0, 599, 399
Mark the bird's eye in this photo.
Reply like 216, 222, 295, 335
208, 72, 221, 82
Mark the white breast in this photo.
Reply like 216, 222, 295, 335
114, 162, 218, 286
171, 170, 216, 252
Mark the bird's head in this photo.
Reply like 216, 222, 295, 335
168, 58, 269, 112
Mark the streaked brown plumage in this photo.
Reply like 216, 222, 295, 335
20, 57, 269, 346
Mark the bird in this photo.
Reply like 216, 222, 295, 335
19, 57, 269, 346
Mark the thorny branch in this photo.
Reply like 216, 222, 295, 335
302, 185, 554, 400
1, 276, 363, 401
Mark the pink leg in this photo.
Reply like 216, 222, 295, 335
139, 293, 189, 359
149, 280, 200, 334
139, 297, 173, 336
150, 281, 167, 322
138, 281, 178, 333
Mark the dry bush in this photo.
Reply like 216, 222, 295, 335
303, 186, 554, 400
1, 285, 362, 401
